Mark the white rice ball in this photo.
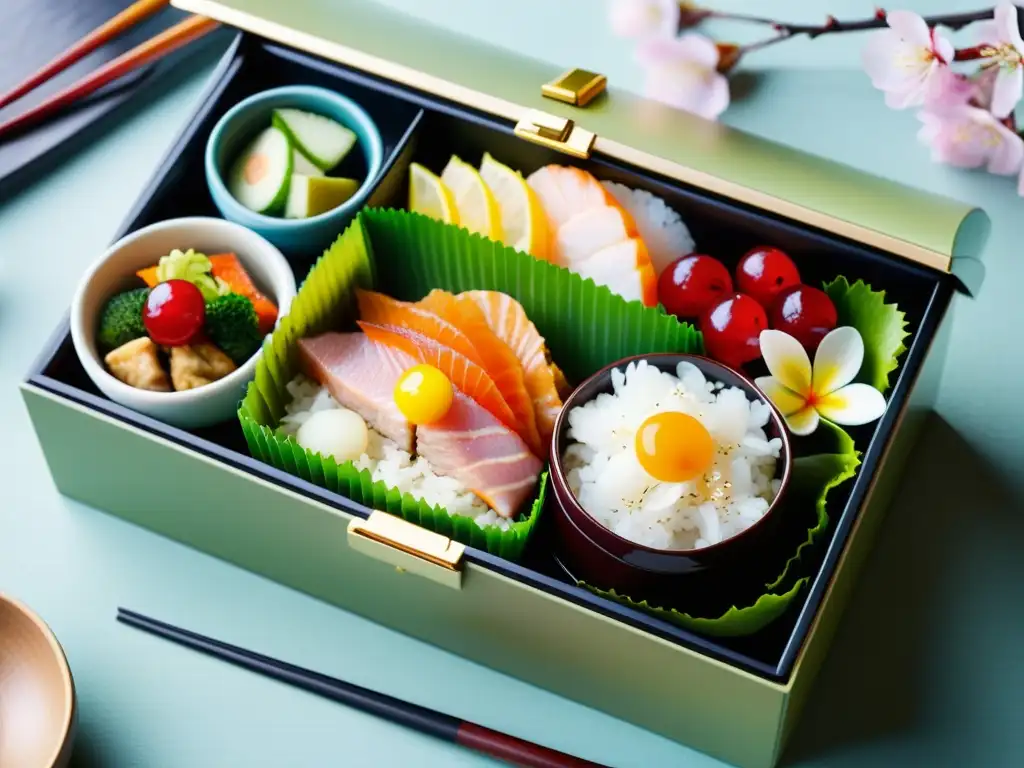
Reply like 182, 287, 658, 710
296, 408, 369, 464
602, 180, 696, 278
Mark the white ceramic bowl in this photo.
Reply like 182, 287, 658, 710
71, 217, 297, 430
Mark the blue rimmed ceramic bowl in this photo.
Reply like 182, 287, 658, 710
205, 85, 384, 253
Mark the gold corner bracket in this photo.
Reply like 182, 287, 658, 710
347, 512, 466, 590
514, 109, 595, 159
542, 68, 606, 107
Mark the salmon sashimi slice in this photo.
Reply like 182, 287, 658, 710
525, 165, 623, 228
574, 238, 659, 307
417, 289, 544, 457
297, 332, 415, 452
355, 289, 485, 368
459, 290, 564, 450
553, 205, 639, 266
357, 320, 522, 438
417, 390, 542, 518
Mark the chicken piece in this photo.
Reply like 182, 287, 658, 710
168, 343, 236, 391
104, 337, 172, 392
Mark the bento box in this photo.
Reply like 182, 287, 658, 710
21, 2, 991, 767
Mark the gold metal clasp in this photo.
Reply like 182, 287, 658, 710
542, 68, 606, 107
514, 109, 595, 159
347, 512, 465, 590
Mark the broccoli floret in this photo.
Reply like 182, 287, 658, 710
204, 293, 263, 365
97, 288, 149, 352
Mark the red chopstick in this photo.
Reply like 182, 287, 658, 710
117, 608, 607, 768
0, 15, 219, 141
0, 0, 172, 112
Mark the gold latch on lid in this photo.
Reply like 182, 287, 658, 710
347, 512, 465, 590
514, 109, 595, 159
542, 68, 607, 107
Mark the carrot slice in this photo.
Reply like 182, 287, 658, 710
358, 321, 521, 437
136, 266, 160, 287
209, 253, 278, 334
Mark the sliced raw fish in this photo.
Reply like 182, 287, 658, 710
526, 165, 617, 227
553, 205, 638, 266
417, 290, 543, 457
357, 320, 521, 436
417, 390, 543, 518
356, 289, 485, 367
574, 238, 658, 307
298, 332, 415, 451
460, 290, 564, 449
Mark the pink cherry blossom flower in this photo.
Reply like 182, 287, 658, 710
862, 10, 954, 109
923, 67, 977, 110
917, 105, 1024, 173
607, 0, 680, 39
635, 34, 730, 120
971, 2, 1024, 118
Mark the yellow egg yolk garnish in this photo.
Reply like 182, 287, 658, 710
635, 411, 715, 483
394, 364, 454, 425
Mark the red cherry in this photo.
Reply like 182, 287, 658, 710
657, 254, 734, 319
735, 246, 801, 309
143, 279, 206, 346
700, 294, 768, 369
770, 285, 838, 352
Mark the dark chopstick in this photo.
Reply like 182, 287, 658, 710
0, 0, 171, 111
117, 608, 607, 768
0, 15, 218, 141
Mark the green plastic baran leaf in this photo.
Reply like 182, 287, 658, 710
823, 276, 909, 393
583, 420, 860, 637
239, 208, 701, 560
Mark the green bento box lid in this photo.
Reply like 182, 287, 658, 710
174, 0, 991, 293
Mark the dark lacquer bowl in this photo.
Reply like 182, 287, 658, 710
549, 353, 793, 595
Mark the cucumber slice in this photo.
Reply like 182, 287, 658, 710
272, 108, 357, 171
284, 175, 359, 219
226, 127, 292, 214
292, 148, 324, 177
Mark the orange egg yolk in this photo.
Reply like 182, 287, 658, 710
394, 364, 454, 425
635, 411, 715, 483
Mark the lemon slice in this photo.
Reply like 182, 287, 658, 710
440, 155, 502, 240
479, 152, 549, 259
409, 163, 459, 224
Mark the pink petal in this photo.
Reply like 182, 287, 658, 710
975, 20, 1000, 44
1017, 164, 1024, 196
675, 33, 722, 70
932, 33, 955, 65
986, 122, 1024, 175
994, 2, 1021, 45
990, 67, 1024, 118
886, 10, 932, 48
608, 0, 680, 39
923, 68, 976, 111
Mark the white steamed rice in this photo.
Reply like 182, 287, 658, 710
563, 359, 782, 551
278, 375, 511, 531
601, 180, 696, 278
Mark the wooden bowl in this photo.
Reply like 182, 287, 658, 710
0, 594, 77, 767
549, 353, 793, 595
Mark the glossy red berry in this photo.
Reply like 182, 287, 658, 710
700, 294, 768, 369
143, 279, 206, 347
770, 284, 838, 352
657, 254, 734, 319
735, 246, 801, 310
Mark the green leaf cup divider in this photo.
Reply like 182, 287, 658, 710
238, 208, 702, 561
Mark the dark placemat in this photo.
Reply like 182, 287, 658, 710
0, 0, 229, 200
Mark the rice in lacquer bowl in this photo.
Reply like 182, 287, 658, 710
549, 353, 793, 594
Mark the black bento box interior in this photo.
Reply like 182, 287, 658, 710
27, 34, 957, 682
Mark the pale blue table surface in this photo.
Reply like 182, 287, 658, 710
2, 2, 1022, 766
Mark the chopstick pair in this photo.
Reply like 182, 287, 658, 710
0, 0, 219, 141
117, 608, 607, 768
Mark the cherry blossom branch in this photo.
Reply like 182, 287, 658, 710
689, 6, 1000, 39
